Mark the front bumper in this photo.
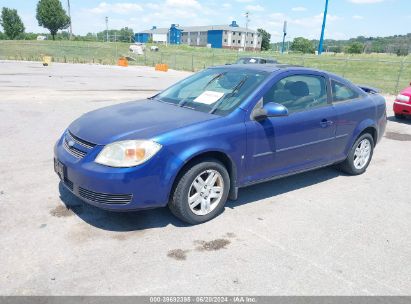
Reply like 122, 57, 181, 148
393, 101, 411, 116
54, 133, 172, 211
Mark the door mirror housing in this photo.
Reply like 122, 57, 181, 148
252, 102, 289, 120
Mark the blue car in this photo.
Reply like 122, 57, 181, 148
54, 64, 387, 224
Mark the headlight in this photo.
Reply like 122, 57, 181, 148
396, 94, 410, 103
95, 140, 162, 167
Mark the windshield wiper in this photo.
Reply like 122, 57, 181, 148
209, 76, 248, 114
178, 73, 226, 108
203, 72, 226, 90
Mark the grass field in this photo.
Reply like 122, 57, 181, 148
0, 40, 410, 94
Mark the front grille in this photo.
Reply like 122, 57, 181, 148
78, 187, 132, 205
67, 131, 96, 149
63, 138, 87, 158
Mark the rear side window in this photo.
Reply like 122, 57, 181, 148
263, 75, 328, 113
332, 80, 359, 102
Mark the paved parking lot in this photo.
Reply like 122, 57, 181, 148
0, 61, 410, 295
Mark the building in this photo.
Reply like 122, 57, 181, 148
134, 26, 168, 44
134, 21, 262, 51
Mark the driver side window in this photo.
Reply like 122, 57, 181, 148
263, 75, 328, 113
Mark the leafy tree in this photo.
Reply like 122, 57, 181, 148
36, 0, 70, 40
257, 28, 271, 51
396, 46, 409, 56
290, 37, 315, 54
347, 42, 363, 54
0, 7, 25, 39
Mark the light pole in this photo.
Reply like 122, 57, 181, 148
318, 0, 329, 55
67, 0, 72, 40
281, 21, 287, 54
105, 16, 109, 42
244, 11, 250, 51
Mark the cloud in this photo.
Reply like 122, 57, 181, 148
245, 5, 264, 12
290, 13, 341, 28
165, 0, 202, 9
292, 6, 307, 12
352, 15, 364, 19
348, 0, 384, 3
236, 0, 255, 2
88, 2, 143, 14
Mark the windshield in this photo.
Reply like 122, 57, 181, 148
154, 68, 268, 115
236, 58, 261, 64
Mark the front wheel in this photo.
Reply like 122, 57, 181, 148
338, 133, 374, 175
169, 160, 230, 225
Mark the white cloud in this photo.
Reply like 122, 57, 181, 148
245, 5, 264, 12
290, 13, 341, 28
292, 6, 307, 12
222, 3, 232, 8
348, 0, 384, 3
165, 0, 202, 9
88, 2, 143, 14
236, 0, 255, 2
145, 3, 160, 10
352, 15, 364, 19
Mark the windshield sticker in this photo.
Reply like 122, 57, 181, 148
194, 91, 225, 105
249, 58, 257, 63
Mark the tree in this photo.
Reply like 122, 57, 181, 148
257, 28, 271, 51
0, 7, 25, 39
290, 37, 315, 54
36, 0, 70, 40
347, 42, 363, 54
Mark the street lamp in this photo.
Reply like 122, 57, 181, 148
105, 16, 109, 42
318, 0, 329, 55
281, 21, 287, 54
67, 0, 72, 40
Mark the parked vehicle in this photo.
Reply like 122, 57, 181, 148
393, 83, 411, 119
236, 57, 278, 64
54, 65, 387, 224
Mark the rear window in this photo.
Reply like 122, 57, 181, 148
332, 80, 359, 102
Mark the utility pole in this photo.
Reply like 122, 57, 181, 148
281, 20, 287, 54
67, 0, 72, 40
244, 11, 250, 51
318, 0, 329, 55
105, 16, 109, 42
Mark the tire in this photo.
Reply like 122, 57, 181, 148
169, 159, 230, 225
395, 113, 405, 120
338, 133, 374, 175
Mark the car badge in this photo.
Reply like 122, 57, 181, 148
68, 140, 75, 147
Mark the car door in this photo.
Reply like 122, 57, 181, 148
244, 72, 338, 184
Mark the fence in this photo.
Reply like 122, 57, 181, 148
0, 40, 410, 94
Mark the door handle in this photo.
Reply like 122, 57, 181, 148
320, 119, 334, 128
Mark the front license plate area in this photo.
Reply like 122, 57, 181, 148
54, 159, 66, 181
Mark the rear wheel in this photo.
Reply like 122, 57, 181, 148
169, 160, 230, 225
338, 133, 374, 175
395, 113, 405, 120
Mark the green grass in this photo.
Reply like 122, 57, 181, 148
0, 40, 410, 94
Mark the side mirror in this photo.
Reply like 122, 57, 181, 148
252, 102, 288, 120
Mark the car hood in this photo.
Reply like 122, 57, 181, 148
68, 99, 218, 145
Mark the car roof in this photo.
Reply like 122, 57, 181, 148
212, 63, 316, 73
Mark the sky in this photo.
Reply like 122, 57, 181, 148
0, 0, 410, 42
